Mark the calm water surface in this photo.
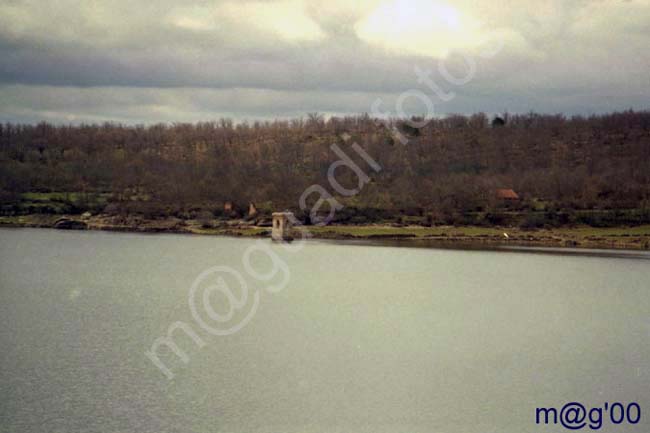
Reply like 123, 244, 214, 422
1, 228, 649, 433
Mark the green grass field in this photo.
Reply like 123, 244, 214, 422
303, 224, 650, 239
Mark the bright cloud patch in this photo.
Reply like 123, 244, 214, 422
355, 0, 492, 57
170, 1, 325, 42
227, 0, 325, 42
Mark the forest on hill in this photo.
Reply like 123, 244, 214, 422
1, 110, 650, 227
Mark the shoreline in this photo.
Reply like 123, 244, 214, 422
2, 213, 650, 252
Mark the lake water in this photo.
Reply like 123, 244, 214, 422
1, 228, 649, 433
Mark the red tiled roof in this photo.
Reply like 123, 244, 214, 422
496, 189, 519, 199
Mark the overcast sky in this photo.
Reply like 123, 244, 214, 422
1, 0, 649, 124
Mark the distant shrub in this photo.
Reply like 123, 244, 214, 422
485, 212, 506, 225
119, 201, 167, 219
103, 203, 121, 215
197, 210, 214, 228
519, 213, 546, 230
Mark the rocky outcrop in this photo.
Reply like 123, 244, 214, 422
53, 218, 88, 230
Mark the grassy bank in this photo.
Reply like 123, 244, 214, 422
2, 214, 650, 251
304, 224, 650, 250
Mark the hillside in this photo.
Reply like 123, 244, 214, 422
1, 111, 650, 228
